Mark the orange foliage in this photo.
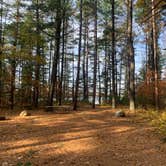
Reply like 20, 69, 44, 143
137, 80, 166, 108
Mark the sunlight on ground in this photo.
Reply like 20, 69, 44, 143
1, 108, 166, 165
112, 126, 134, 133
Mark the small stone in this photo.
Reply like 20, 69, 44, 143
2, 162, 8, 166
85, 161, 90, 165
18, 156, 23, 160
115, 110, 126, 117
19, 110, 31, 117
59, 161, 64, 164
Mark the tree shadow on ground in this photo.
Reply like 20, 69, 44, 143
0, 108, 166, 166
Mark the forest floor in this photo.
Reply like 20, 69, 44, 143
0, 106, 166, 166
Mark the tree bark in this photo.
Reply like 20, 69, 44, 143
33, 0, 40, 108
111, 0, 116, 109
104, 40, 108, 103
152, 0, 159, 110
10, 0, 20, 110
92, 0, 98, 109
127, 0, 135, 111
73, 0, 83, 110
0, 0, 3, 108
59, 1, 67, 105
48, 0, 62, 108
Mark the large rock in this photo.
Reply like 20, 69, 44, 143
115, 110, 126, 117
19, 110, 31, 117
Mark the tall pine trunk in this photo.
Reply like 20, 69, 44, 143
73, 0, 83, 110
48, 0, 62, 108
0, 0, 3, 108
85, 19, 89, 102
111, 0, 116, 108
104, 40, 108, 103
151, 0, 159, 110
127, 0, 135, 111
33, 0, 40, 108
10, 0, 20, 110
59, 2, 67, 106
92, 0, 98, 109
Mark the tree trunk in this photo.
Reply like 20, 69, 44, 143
0, 0, 3, 108
98, 57, 101, 105
151, 0, 159, 110
10, 0, 20, 110
82, 19, 87, 101
48, 0, 62, 108
73, 0, 83, 110
92, 0, 98, 109
127, 0, 135, 111
59, 2, 67, 106
119, 58, 122, 99
48, 40, 53, 85
33, 0, 40, 108
72, 52, 75, 103
111, 0, 116, 109
85, 19, 89, 102
104, 40, 108, 103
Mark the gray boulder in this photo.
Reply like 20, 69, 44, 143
115, 110, 126, 117
19, 110, 31, 117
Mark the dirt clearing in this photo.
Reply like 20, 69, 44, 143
0, 107, 166, 166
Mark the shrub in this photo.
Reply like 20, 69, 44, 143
140, 110, 166, 139
136, 80, 166, 108
151, 112, 166, 138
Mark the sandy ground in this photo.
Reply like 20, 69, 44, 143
0, 107, 166, 166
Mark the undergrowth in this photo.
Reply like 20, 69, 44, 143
17, 162, 32, 166
139, 110, 166, 141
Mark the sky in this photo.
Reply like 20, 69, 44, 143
3, 0, 166, 76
